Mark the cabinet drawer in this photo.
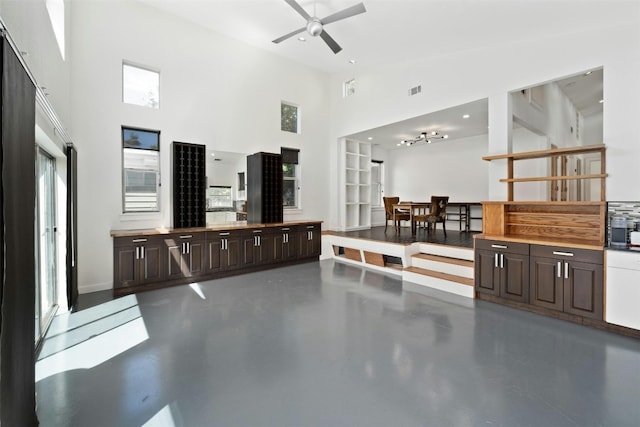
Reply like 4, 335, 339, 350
475, 239, 529, 255
164, 231, 205, 242
114, 235, 163, 247
205, 229, 242, 240
530, 245, 602, 265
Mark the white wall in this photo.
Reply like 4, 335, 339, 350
328, 18, 640, 222
69, 0, 331, 292
387, 134, 489, 202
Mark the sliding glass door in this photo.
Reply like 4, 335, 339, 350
35, 147, 58, 344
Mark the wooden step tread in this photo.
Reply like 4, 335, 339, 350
405, 266, 474, 287
412, 253, 474, 268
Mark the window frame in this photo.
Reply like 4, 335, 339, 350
281, 101, 300, 134
121, 126, 161, 213
282, 162, 301, 209
371, 160, 384, 207
122, 61, 160, 109
343, 78, 356, 97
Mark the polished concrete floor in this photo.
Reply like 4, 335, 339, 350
36, 260, 640, 426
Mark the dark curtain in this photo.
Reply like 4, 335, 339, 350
66, 143, 78, 311
0, 36, 38, 425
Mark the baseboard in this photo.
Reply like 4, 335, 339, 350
79, 281, 112, 294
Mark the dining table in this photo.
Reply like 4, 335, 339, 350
392, 202, 431, 234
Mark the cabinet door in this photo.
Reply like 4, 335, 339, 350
114, 245, 138, 288
501, 253, 529, 303
140, 241, 163, 284
257, 233, 273, 264
273, 233, 285, 262
206, 237, 224, 273
475, 249, 500, 296
242, 234, 259, 266
165, 240, 184, 280
226, 236, 242, 270
530, 256, 564, 312
185, 240, 205, 277
298, 226, 321, 258
563, 261, 603, 320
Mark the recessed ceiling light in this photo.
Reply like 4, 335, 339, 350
211, 153, 215, 157
400, 140, 406, 144
444, 135, 449, 139
298, 36, 306, 42
585, 70, 593, 76
463, 114, 470, 119
397, 143, 401, 146
349, 59, 356, 64
599, 99, 604, 103
367, 137, 373, 140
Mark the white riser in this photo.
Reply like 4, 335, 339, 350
411, 258, 474, 278
418, 243, 474, 261
403, 271, 475, 298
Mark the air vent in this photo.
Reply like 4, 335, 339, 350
408, 85, 422, 96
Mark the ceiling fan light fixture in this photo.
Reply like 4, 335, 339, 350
306, 19, 323, 37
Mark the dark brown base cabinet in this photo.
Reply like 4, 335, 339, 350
164, 232, 206, 280
113, 222, 322, 296
529, 245, 603, 320
475, 239, 530, 303
114, 236, 164, 289
206, 230, 242, 273
475, 238, 604, 322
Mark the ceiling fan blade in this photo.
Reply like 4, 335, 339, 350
320, 30, 342, 54
284, 0, 311, 21
272, 26, 307, 44
320, 2, 366, 25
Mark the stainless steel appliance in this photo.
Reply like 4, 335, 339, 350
610, 215, 628, 248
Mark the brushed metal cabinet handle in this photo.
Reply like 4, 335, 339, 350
495, 253, 499, 268
491, 244, 507, 249
553, 251, 574, 257
557, 261, 562, 278
500, 253, 504, 269
564, 262, 569, 279
132, 238, 147, 243
179, 235, 193, 239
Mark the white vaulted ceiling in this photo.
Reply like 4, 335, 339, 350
137, 0, 635, 74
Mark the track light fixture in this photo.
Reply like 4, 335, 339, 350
399, 130, 449, 147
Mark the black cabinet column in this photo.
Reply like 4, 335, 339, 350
247, 152, 283, 224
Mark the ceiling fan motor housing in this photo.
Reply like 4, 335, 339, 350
306, 19, 323, 36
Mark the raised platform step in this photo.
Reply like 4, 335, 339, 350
403, 266, 475, 298
404, 266, 474, 287
412, 253, 474, 268
418, 242, 474, 261
411, 253, 474, 279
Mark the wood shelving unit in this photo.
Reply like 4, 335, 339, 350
481, 145, 607, 248
483, 144, 606, 201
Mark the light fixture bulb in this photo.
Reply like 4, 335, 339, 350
306, 19, 323, 37
444, 135, 449, 139
431, 131, 437, 136
427, 140, 431, 144
463, 114, 470, 119
401, 140, 406, 144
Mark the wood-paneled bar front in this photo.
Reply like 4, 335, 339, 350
111, 221, 322, 296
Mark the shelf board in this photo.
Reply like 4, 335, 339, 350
483, 144, 605, 161
498, 173, 607, 183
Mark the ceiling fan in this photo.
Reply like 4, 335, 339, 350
272, 0, 367, 54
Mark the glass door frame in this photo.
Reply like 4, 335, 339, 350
35, 146, 58, 345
